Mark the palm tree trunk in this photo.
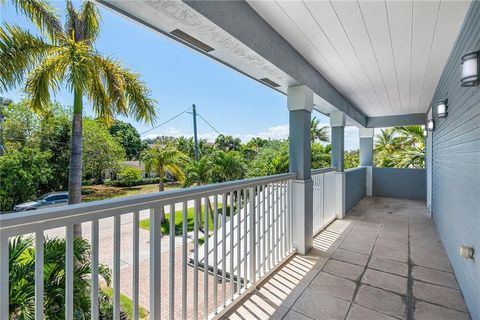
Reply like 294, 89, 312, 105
69, 88, 83, 239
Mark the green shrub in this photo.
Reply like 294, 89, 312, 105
105, 177, 161, 187
118, 166, 142, 187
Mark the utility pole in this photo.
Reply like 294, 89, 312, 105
192, 104, 199, 161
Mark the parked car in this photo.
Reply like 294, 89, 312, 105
13, 192, 69, 212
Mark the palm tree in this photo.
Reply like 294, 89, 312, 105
210, 150, 246, 183
183, 157, 212, 187
0, 0, 156, 238
394, 126, 425, 168
214, 134, 241, 152
374, 128, 399, 155
311, 117, 329, 143
140, 142, 188, 192
140, 143, 187, 222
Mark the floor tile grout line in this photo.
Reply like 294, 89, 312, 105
280, 218, 358, 320
342, 214, 384, 320
407, 210, 414, 320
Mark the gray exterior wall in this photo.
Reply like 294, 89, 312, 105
345, 167, 366, 213
372, 168, 426, 201
427, 3, 480, 318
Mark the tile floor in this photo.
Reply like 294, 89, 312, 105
223, 197, 471, 320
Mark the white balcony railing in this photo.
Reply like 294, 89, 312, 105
0, 172, 297, 320
312, 167, 337, 234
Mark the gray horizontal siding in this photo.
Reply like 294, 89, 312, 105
428, 2, 480, 319
345, 167, 366, 213
372, 168, 426, 201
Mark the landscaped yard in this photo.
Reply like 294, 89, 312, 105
82, 183, 179, 202
139, 205, 232, 236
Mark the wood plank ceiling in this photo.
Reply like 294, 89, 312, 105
247, 0, 470, 117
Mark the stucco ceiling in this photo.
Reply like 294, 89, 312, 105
247, 0, 470, 117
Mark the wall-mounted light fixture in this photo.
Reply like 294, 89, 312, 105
427, 119, 435, 131
436, 100, 448, 118
423, 129, 428, 137
461, 51, 479, 87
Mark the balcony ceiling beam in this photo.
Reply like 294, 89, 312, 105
366, 113, 426, 128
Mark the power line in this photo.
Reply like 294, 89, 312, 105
196, 113, 221, 135
139, 107, 192, 136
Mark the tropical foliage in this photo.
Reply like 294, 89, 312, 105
140, 142, 188, 192
8, 236, 118, 319
374, 126, 425, 169
311, 116, 329, 143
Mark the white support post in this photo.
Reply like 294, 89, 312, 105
331, 111, 346, 218
359, 128, 374, 197
288, 85, 313, 255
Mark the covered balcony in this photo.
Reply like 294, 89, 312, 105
1, 0, 479, 320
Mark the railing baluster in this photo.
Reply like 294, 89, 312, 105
65, 225, 74, 320
213, 195, 218, 314
276, 183, 280, 264
132, 212, 139, 320
236, 189, 241, 295
182, 202, 188, 320
221, 193, 227, 308
35, 231, 44, 320
204, 197, 209, 320
150, 206, 162, 319
262, 184, 266, 276
229, 191, 234, 301
284, 181, 288, 255
113, 215, 121, 320
169, 204, 175, 320
243, 189, 248, 289
267, 184, 271, 271
194, 199, 200, 320
0, 234, 8, 320
91, 219, 99, 320
280, 181, 284, 260
256, 185, 261, 279
272, 183, 277, 266
249, 187, 256, 286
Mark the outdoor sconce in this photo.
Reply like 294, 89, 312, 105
461, 51, 479, 87
423, 129, 428, 137
459, 245, 474, 260
436, 100, 448, 118
427, 119, 435, 131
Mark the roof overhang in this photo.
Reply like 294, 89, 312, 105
96, 0, 367, 126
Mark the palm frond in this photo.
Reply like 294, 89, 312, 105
80, 0, 101, 42
8, 0, 62, 40
92, 55, 156, 124
65, 0, 84, 42
0, 24, 54, 91
24, 49, 69, 112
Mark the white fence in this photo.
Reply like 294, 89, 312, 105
312, 168, 337, 234
0, 173, 296, 320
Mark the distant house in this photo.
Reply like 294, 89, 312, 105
105, 161, 158, 181
120, 161, 157, 178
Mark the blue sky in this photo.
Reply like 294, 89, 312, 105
1, 1, 359, 149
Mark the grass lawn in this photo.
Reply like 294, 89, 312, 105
139, 205, 231, 236
102, 287, 149, 319
82, 183, 179, 202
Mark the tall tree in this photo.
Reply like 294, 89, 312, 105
140, 143, 187, 222
0, 0, 156, 238
311, 117, 329, 143
109, 120, 145, 160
